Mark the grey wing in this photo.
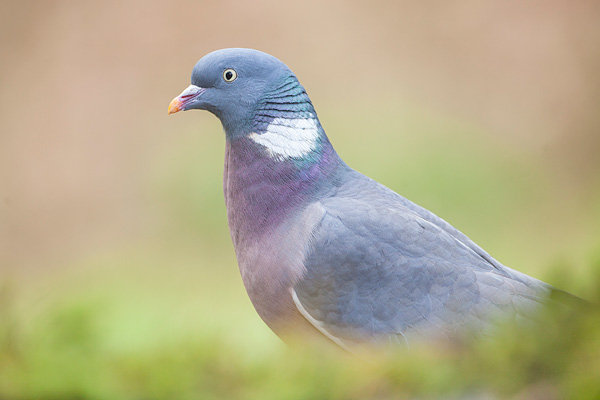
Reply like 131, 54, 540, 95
293, 195, 552, 347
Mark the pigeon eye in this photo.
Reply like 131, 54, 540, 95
223, 68, 237, 82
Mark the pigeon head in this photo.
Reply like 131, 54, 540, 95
169, 48, 345, 241
169, 48, 318, 144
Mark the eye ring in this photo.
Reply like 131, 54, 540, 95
223, 68, 237, 82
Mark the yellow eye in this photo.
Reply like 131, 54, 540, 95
223, 68, 237, 82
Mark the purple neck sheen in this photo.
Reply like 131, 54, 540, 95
222, 74, 347, 245
223, 131, 344, 246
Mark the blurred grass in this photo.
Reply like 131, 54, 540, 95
1, 276, 599, 400
1, 104, 600, 399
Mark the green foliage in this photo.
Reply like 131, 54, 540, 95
0, 281, 599, 400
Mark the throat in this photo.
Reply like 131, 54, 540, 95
223, 135, 341, 245
222, 74, 344, 244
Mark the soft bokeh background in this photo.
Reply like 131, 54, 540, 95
1, 1, 599, 399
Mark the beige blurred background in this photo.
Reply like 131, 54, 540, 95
1, 0, 599, 305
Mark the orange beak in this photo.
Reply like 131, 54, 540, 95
168, 97, 184, 115
167, 85, 206, 115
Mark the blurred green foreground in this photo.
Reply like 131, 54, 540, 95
1, 104, 599, 400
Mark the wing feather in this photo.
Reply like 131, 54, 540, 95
293, 181, 552, 345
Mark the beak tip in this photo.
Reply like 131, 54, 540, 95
168, 98, 183, 115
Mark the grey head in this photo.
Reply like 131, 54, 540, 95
168, 48, 306, 139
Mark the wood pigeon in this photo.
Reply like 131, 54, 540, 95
168, 48, 580, 350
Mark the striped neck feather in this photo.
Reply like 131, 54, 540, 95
250, 76, 325, 161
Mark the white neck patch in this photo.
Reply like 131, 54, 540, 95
249, 117, 320, 160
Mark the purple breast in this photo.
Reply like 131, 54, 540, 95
223, 135, 341, 245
